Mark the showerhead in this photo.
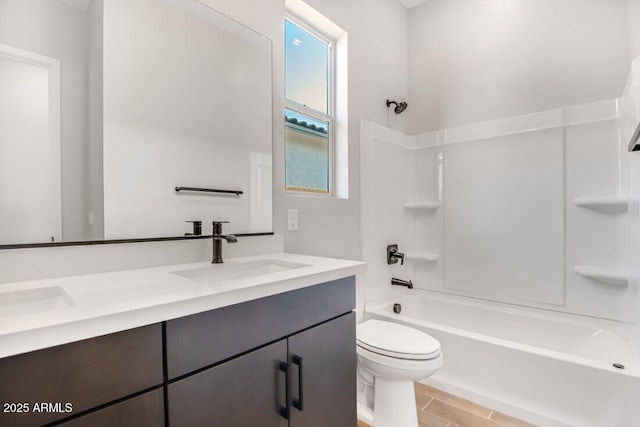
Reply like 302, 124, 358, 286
386, 99, 408, 114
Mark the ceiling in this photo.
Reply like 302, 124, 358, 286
58, 0, 424, 13
399, 0, 428, 9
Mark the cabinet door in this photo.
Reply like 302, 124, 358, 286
56, 388, 164, 427
168, 339, 289, 427
288, 312, 356, 427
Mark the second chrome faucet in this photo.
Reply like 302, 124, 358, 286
212, 221, 237, 263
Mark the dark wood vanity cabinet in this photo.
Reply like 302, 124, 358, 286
0, 276, 356, 427
166, 276, 356, 427
168, 312, 356, 427
0, 324, 163, 427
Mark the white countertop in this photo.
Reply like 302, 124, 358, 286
0, 253, 366, 358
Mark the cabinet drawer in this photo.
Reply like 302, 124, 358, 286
166, 276, 355, 378
0, 324, 163, 427
57, 388, 164, 427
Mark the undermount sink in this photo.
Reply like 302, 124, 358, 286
0, 286, 75, 317
172, 259, 311, 284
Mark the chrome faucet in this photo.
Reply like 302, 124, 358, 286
212, 221, 237, 263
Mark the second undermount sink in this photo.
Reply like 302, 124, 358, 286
0, 286, 75, 317
171, 259, 311, 284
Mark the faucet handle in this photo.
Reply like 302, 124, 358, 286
387, 244, 405, 265
212, 221, 230, 235
185, 220, 202, 236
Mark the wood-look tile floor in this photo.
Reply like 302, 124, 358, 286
357, 382, 536, 427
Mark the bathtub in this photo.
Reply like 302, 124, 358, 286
365, 293, 640, 427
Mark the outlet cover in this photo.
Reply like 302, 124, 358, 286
287, 209, 299, 231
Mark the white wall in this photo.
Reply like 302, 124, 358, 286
407, 0, 631, 134
628, 0, 640, 61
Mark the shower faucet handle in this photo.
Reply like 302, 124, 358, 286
387, 244, 405, 265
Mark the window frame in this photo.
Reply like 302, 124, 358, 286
284, 14, 336, 197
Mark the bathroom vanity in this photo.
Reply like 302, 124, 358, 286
0, 253, 364, 426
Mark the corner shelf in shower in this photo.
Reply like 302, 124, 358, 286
405, 252, 439, 263
404, 202, 441, 212
573, 196, 638, 211
574, 265, 639, 287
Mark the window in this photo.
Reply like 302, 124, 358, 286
285, 17, 334, 194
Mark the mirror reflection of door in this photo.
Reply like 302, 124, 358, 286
0, 44, 61, 244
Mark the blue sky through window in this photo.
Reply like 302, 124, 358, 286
285, 19, 329, 114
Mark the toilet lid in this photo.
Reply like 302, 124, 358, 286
356, 319, 441, 360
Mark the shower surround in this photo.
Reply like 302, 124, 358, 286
361, 59, 640, 323
359, 60, 640, 425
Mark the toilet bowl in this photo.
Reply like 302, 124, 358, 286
356, 319, 443, 427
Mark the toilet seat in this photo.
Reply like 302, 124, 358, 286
356, 319, 441, 360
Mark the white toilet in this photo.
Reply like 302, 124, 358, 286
356, 319, 443, 427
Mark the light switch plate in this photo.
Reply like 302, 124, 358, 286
288, 209, 299, 231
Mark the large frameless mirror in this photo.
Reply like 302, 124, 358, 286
0, 0, 273, 247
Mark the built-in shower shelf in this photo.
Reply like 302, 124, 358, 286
573, 196, 638, 211
574, 265, 639, 287
405, 252, 439, 262
404, 202, 440, 212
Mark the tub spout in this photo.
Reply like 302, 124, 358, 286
391, 278, 413, 289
